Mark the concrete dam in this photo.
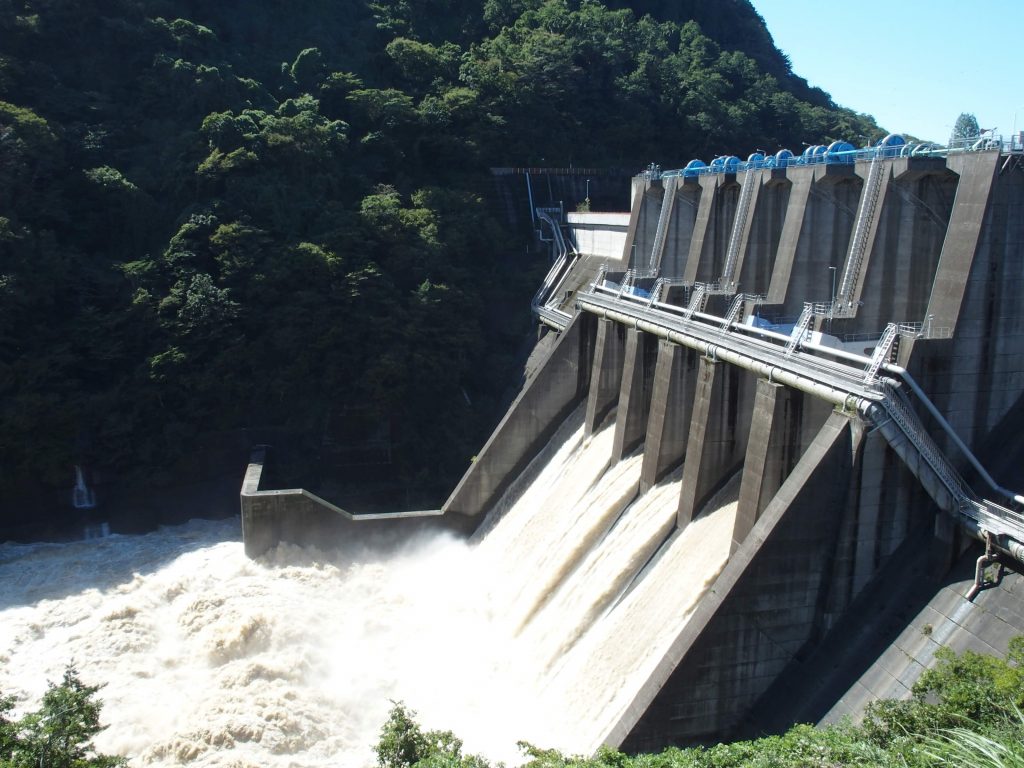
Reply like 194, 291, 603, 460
242, 137, 1024, 751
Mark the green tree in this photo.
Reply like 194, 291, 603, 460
950, 112, 981, 145
3, 667, 125, 768
376, 703, 487, 768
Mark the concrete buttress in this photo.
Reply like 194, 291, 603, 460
640, 340, 695, 493
766, 170, 813, 304
612, 328, 654, 461
733, 379, 794, 551
677, 355, 753, 528
620, 412, 857, 749
683, 176, 719, 282
586, 317, 626, 437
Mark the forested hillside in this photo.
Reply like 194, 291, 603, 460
0, 0, 879, 525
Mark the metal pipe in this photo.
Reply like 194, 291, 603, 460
577, 293, 1024, 550
966, 551, 996, 601
577, 296, 872, 409
883, 363, 1022, 507
802, 339, 874, 366
1004, 536, 1024, 563
526, 172, 536, 230
966, 532, 1000, 602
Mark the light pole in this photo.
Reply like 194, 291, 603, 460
828, 265, 837, 333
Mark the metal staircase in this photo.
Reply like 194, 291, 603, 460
648, 177, 678, 273
785, 303, 815, 355
683, 282, 707, 321
719, 171, 757, 291
834, 155, 885, 317
864, 323, 899, 383
868, 380, 1024, 548
877, 382, 969, 505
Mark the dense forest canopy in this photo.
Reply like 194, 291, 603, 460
0, 0, 880, 519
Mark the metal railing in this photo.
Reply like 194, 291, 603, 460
720, 171, 757, 285
644, 276, 692, 307
683, 282, 707, 321
877, 382, 971, 506
719, 293, 764, 330
576, 276, 1024, 552
836, 154, 884, 316
648, 177, 677, 274
652, 133, 1017, 181
785, 303, 815, 355
864, 323, 898, 383
532, 209, 577, 329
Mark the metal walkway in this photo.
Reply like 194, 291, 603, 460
576, 283, 1024, 558
532, 208, 575, 329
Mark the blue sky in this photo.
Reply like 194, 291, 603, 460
751, 0, 1023, 144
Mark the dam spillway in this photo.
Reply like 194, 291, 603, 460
241, 139, 1024, 752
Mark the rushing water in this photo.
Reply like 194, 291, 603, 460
0, 413, 737, 767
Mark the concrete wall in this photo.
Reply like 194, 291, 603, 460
619, 412, 858, 750
908, 152, 1024, 473
569, 212, 631, 262
627, 179, 665, 270
239, 448, 448, 558
546, 149, 1023, 750
443, 312, 595, 519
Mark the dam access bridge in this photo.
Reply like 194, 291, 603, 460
242, 133, 1024, 751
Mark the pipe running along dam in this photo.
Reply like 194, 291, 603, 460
241, 135, 1024, 750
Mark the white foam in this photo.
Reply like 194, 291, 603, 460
0, 427, 738, 766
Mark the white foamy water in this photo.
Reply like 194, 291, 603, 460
0, 417, 738, 767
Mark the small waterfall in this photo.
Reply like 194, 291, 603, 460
82, 521, 110, 540
71, 465, 97, 510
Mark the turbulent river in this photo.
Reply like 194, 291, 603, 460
0, 411, 738, 767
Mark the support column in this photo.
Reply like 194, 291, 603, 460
585, 318, 625, 437
620, 177, 647, 263
820, 416, 869, 629
640, 341, 693, 493
925, 152, 1001, 332
766, 170, 814, 304
612, 328, 648, 461
683, 176, 718, 283
677, 355, 746, 528
733, 379, 793, 551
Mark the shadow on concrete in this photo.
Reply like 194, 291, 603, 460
737, 534, 1023, 738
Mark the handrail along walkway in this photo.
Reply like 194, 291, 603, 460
576, 280, 1024, 559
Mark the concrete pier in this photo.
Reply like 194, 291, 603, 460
677, 356, 752, 528
612, 328, 655, 461
683, 175, 721, 282
586, 317, 626, 436
639, 341, 695, 493
733, 380, 794, 550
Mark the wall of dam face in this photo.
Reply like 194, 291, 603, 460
241, 148, 1024, 752
435, 147, 1024, 748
